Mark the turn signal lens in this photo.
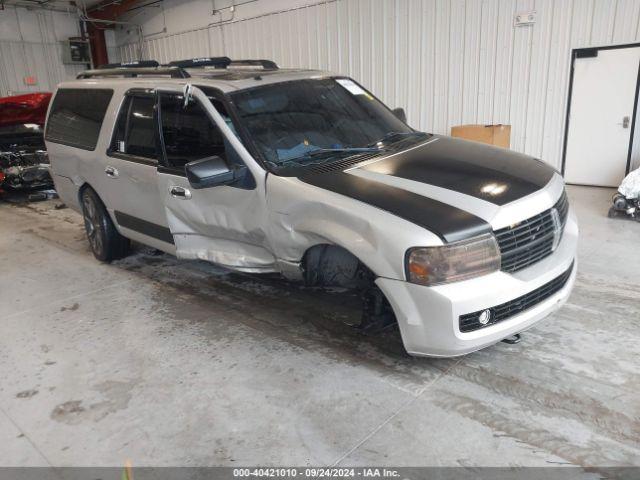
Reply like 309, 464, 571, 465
406, 234, 501, 286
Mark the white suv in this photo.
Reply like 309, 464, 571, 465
44, 57, 578, 357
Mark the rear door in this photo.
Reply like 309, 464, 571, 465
102, 89, 173, 250
155, 86, 273, 272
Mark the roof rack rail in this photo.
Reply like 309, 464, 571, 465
76, 57, 280, 80
98, 60, 160, 69
229, 59, 278, 70
77, 66, 190, 79
167, 57, 232, 69
166, 57, 279, 70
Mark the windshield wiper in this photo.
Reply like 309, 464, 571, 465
276, 147, 381, 168
306, 147, 381, 157
367, 131, 427, 147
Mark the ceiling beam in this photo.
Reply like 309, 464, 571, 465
87, 0, 139, 21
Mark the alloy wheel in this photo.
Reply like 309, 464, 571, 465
82, 194, 105, 257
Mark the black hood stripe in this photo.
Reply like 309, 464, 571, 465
299, 171, 491, 243
358, 135, 555, 206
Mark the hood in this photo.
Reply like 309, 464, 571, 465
299, 135, 557, 243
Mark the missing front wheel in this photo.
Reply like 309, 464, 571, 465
358, 286, 396, 333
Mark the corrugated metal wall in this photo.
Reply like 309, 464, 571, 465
0, 8, 85, 97
0, 41, 86, 96
118, 0, 640, 170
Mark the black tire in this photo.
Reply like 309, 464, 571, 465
80, 187, 129, 262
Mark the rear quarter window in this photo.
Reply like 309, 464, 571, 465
45, 88, 114, 151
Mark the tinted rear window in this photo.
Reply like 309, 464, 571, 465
45, 88, 113, 151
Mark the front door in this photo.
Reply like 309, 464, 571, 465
155, 86, 273, 272
564, 46, 640, 187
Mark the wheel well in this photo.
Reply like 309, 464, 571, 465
77, 183, 108, 211
77, 182, 92, 206
302, 244, 397, 331
301, 244, 374, 289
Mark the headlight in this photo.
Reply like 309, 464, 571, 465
406, 234, 501, 286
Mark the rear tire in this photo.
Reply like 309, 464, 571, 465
80, 187, 129, 262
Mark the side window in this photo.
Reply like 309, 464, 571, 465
159, 95, 227, 169
45, 88, 113, 151
111, 95, 158, 160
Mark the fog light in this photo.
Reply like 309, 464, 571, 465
478, 309, 492, 325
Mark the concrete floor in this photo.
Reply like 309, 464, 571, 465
0, 185, 639, 468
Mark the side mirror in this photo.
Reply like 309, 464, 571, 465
392, 107, 407, 123
185, 156, 247, 189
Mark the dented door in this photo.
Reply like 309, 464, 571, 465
155, 86, 274, 272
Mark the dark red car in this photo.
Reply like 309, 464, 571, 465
0, 92, 53, 191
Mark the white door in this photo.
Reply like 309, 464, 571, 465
565, 47, 640, 187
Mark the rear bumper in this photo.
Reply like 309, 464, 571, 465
377, 210, 578, 357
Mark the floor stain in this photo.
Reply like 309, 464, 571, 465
114, 247, 447, 388
51, 400, 85, 421
60, 303, 80, 312
50, 380, 137, 425
433, 390, 640, 468
447, 362, 640, 448
16, 389, 38, 399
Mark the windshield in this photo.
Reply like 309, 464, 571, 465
230, 78, 420, 167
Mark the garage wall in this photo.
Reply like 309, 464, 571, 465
115, 0, 640, 170
0, 6, 85, 97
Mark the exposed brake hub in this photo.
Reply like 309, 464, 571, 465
358, 286, 396, 333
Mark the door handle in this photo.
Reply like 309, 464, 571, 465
105, 166, 119, 178
619, 115, 631, 128
169, 186, 192, 199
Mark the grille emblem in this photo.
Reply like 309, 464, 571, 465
550, 208, 562, 252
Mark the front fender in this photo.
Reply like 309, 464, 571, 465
266, 175, 442, 280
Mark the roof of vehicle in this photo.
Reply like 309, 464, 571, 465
61, 61, 335, 94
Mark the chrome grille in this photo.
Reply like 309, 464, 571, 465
495, 190, 569, 273
459, 261, 574, 333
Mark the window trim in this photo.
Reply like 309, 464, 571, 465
106, 89, 160, 165
108, 151, 158, 166
45, 88, 114, 152
197, 85, 264, 170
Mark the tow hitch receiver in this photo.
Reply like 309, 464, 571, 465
501, 333, 522, 344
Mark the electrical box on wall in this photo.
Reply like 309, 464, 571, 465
61, 39, 92, 65
514, 11, 536, 26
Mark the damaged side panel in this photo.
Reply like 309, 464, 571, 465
265, 175, 443, 281
171, 232, 277, 272
159, 171, 276, 271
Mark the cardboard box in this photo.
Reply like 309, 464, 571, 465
450, 124, 511, 148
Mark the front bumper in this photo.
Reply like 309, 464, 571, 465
377, 210, 579, 357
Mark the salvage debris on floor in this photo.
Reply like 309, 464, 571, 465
0, 93, 54, 194
609, 167, 640, 221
